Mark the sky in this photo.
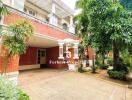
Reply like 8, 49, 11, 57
61, 0, 77, 10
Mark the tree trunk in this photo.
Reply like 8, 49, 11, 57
102, 53, 105, 65
113, 40, 120, 70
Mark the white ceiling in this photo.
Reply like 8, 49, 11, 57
27, 34, 58, 48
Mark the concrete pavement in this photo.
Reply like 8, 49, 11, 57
18, 69, 132, 100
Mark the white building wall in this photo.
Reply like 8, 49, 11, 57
2, 0, 25, 11
14, 0, 25, 11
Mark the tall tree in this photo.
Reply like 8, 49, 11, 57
76, 0, 112, 64
76, 0, 132, 70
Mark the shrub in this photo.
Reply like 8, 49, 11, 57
107, 59, 129, 80
95, 57, 109, 69
99, 64, 109, 69
107, 58, 113, 66
18, 90, 29, 100
0, 75, 19, 100
95, 60, 100, 66
107, 70, 127, 80
78, 64, 85, 73
121, 50, 132, 72
95, 57, 102, 66
0, 75, 29, 100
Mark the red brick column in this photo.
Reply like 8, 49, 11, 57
68, 48, 74, 64
87, 47, 93, 66
0, 47, 19, 85
0, 55, 19, 73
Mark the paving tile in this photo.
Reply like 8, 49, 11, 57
18, 69, 132, 100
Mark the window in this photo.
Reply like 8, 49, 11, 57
24, 7, 37, 16
46, 18, 49, 22
29, 10, 36, 16
24, 8, 27, 13
62, 23, 68, 30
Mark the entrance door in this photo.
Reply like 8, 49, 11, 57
38, 49, 46, 66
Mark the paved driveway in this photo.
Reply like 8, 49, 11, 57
18, 69, 132, 100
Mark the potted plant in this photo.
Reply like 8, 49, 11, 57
1, 20, 34, 75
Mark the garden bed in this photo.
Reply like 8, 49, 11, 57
85, 69, 129, 86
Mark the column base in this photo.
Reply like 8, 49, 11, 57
89, 60, 93, 67
83, 60, 86, 68
68, 64, 77, 71
73, 57, 79, 59
58, 57, 64, 59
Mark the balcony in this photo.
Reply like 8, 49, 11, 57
3, 4, 77, 40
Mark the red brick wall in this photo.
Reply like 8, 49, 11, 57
68, 48, 75, 63
19, 47, 38, 65
20, 46, 68, 69
4, 13, 78, 40
0, 55, 19, 73
2, 12, 79, 71
88, 47, 93, 60
0, 46, 91, 72
46, 46, 68, 69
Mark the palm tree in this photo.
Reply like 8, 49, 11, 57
1, 20, 34, 74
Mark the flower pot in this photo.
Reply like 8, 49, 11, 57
126, 72, 132, 89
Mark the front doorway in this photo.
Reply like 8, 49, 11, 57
38, 49, 46, 68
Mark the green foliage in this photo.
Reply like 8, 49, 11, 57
107, 58, 113, 66
120, 0, 132, 10
95, 57, 108, 69
95, 59, 101, 66
121, 49, 132, 72
107, 70, 127, 80
99, 64, 109, 69
3, 36, 27, 55
18, 90, 29, 100
76, 0, 132, 71
76, 0, 113, 64
0, 0, 9, 20
0, 76, 18, 100
0, 75, 29, 100
95, 56, 102, 65
78, 43, 85, 59
1, 20, 34, 73
2, 20, 34, 56
107, 57, 129, 79
112, 58, 129, 72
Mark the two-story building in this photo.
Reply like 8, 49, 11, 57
0, 0, 93, 84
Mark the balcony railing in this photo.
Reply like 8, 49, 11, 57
4, 4, 75, 35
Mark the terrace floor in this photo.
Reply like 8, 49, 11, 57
18, 69, 132, 100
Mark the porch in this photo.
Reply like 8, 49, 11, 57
19, 34, 68, 70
